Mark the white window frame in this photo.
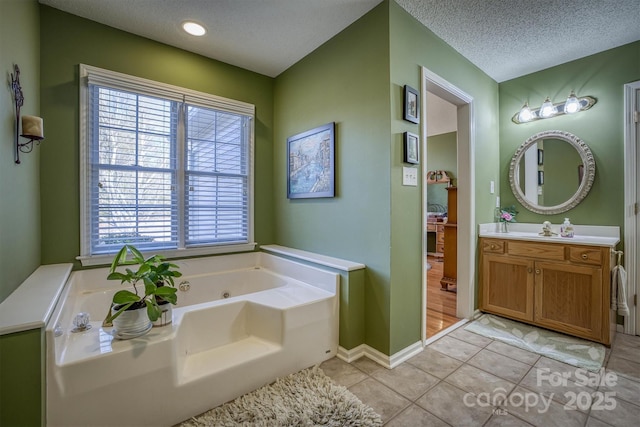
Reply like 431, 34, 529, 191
77, 64, 256, 266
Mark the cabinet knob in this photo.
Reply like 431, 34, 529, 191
581, 254, 588, 260
535, 269, 541, 274
527, 267, 533, 274
490, 244, 496, 249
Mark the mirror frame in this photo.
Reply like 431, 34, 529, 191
509, 130, 595, 215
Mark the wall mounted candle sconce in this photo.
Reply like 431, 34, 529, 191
512, 92, 596, 124
11, 64, 45, 164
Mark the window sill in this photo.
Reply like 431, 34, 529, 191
76, 242, 257, 267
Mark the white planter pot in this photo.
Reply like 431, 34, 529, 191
111, 304, 152, 339
153, 302, 173, 327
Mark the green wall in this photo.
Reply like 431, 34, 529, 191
499, 41, 640, 233
274, 2, 391, 351
388, 1, 499, 354
0, 0, 41, 302
0, 329, 44, 426
274, 1, 500, 355
426, 131, 457, 208
39, 5, 275, 266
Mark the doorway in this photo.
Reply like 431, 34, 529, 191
421, 68, 475, 342
425, 92, 458, 336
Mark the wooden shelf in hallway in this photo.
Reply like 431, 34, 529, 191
426, 255, 458, 337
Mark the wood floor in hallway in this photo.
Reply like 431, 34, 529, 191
426, 256, 458, 337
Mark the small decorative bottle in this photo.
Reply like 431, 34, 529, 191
560, 218, 574, 238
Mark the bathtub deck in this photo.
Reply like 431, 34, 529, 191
46, 252, 340, 427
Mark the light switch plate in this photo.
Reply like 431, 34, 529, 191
402, 167, 418, 186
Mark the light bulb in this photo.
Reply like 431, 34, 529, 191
564, 91, 581, 114
539, 97, 557, 118
182, 21, 206, 36
517, 103, 535, 123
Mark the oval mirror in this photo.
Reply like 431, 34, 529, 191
509, 130, 595, 215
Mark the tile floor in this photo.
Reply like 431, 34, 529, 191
320, 324, 640, 427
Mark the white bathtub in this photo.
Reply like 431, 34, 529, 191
45, 252, 339, 426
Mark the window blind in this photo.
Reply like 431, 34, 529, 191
80, 65, 254, 259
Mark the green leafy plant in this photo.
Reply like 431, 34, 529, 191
106, 245, 181, 323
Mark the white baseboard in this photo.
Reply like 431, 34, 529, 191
337, 340, 423, 369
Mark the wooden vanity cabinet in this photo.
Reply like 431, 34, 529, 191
479, 238, 611, 345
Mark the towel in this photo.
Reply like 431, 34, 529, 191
611, 265, 630, 317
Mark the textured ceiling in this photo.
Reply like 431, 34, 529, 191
396, 0, 640, 82
40, 0, 640, 81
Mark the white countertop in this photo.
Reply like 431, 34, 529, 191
0, 264, 73, 335
478, 223, 620, 248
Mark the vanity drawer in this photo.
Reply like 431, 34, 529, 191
426, 223, 436, 232
437, 232, 445, 243
569, 246, 603, 266
482, 239, 504, 254
507, 241, 565, 261
436, 243, 445, 253
436, 224, 445, 233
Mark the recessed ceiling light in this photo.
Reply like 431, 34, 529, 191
182, 21, 206, 36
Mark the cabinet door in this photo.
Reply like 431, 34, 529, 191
482, 254, 534, 322
534, 261, 603, 341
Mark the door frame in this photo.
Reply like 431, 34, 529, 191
421, 67, 475, 343
624, 81, 639, 336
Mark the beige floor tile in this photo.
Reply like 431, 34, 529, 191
598, 369, 640, 406
588, 396, 640, 427
609, 342, 640, 364
348, 377, 411, 423
384, 404, 450, 427
449, 326, 494, 347
319, 357, 367, 387
613, 333, 640, 349
416, 381, 495, 426
407, 347, 463, 379
468, 348, 532, 383
484, 412, 534, 426
606, 355, 640, 382
445, 364, 515, 399
585, 416, 613, 427
352, 356, 385, 375
371, 363, 439, 401
501, 385, 587, 427
429, 336, 482, 362
518, 367, 594, 411
485, 341, 540, 365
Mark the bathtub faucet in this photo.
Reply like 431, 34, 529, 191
178, 280, 191, 292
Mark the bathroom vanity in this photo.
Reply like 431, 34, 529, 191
478, 224, 619, 346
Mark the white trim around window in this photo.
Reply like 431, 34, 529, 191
77, 64, 256, 266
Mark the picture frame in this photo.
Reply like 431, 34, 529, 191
403, 85, 420, 124
538, 170, 544, 185
403, 132, 420, 165
287, 122, 335, 199
537, 148, 544, 165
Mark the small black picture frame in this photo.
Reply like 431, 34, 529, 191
537, 148, 544, 165
538, 170, 544, 185
403, 85, 420, 124
287, 122, 335, 199
403, 132, 420, 165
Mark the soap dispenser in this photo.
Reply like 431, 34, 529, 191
560, 218, 574, 238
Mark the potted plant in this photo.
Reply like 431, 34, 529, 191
105, 245, 181, 337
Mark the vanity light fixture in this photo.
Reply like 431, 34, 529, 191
538, 97, 557, 118
11, 64, 45, 164
182, 21, 206, 36
563, 91, 581, 114
512, 93, 597, 124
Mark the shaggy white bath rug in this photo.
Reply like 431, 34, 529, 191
177, 366, 382, 426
